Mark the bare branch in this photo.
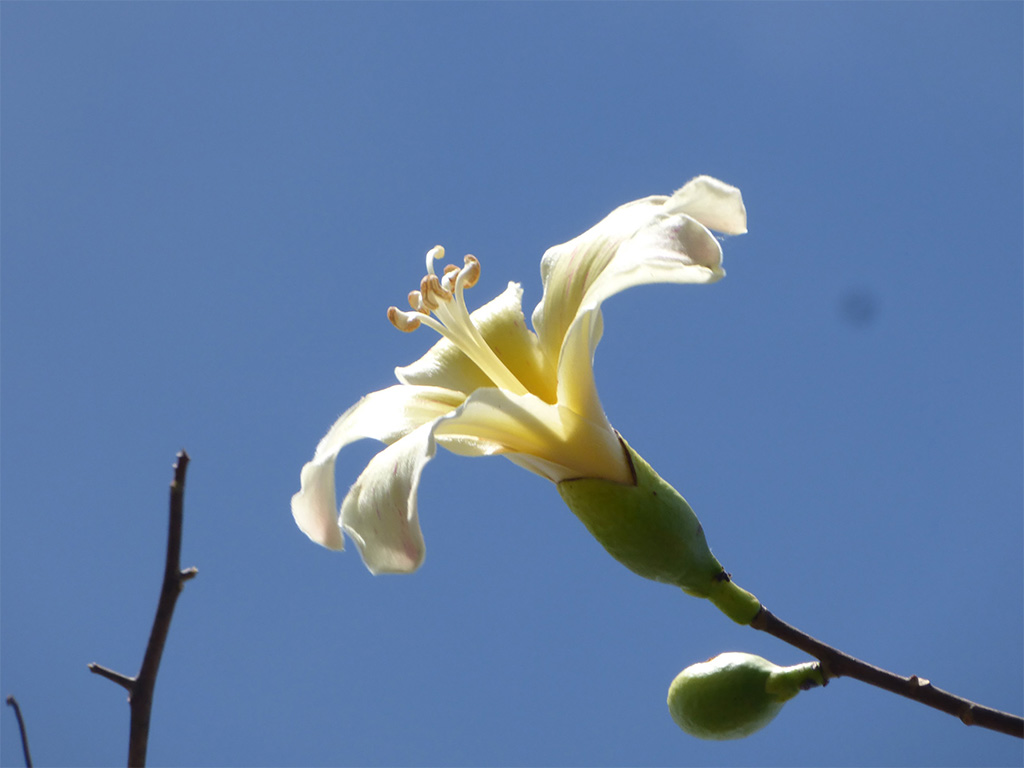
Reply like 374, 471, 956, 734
751, 606, 1023, 738
86, 664, 135, 692
88, 451, 198, 767
5, 695, 34, 767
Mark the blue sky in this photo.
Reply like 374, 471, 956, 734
2, 3, 1021, 766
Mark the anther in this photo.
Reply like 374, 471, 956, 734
441, 263, 461, 293
418, 276, 440, 311
387, 248, 528, 396
387, 306, 422, 332
461, 255, 480, 288
421, 273, 451, 308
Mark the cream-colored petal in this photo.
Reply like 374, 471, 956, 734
532, 195, 669, 364
291, 385, 465, 550
434, 388, 631, 485
397, 282, 556, 403
552, 304, 606, 428
337, 386, 627, 574
580, 214, 726, 309
666, 175, 747, 235
340, 423, 436, 574
541, 212, 726, 421
532, 178, 744, 367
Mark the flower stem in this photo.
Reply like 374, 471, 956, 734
749, 605, 1023, 739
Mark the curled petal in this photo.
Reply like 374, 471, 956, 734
291, 385, 465, 550
337, 387, 628, 574
539, 210, 729, 422
581, 214, 726, 309
532, 177, 744, 367
340, 424, 436, 574
666, 175, 747, 235
532, 196, 668, 364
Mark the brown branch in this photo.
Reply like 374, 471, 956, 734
751, 605, 1024, 739
88, 451, 197, 767
5, 696, 33, 767
85, 664, 134, 692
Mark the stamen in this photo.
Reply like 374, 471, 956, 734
421, 274, 451, 309
424, 245, 445, 277
390, 247, 531, 396
460, 255, 480, 288
387, 306, 422, 332
440, 264, 461, 293
418, 276, 440, 311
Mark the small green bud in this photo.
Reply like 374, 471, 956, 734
667, 652, 823, 740
557, 439, 761, 624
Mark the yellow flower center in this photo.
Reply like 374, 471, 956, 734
388, 247, 531, 396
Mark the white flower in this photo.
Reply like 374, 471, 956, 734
291, 175, 746, 574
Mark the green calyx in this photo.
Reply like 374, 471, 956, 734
667, 652, 823, 740
557, 439, 760, 624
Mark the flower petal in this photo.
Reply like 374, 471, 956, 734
434, 388, 631, 485
532, 177, 744, 367
337, 386, 629, 574
397, 282, 556, 404
532, 195, 668, 365
583, 214, 726, 304
340, 423, 436, 574
666, 175, 747, 235
552, 215, 725, 420
552, 303, 606, 427
291, 385, 465, 550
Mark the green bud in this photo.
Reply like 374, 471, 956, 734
557, 439, 761, 624
667, 652, 823, 740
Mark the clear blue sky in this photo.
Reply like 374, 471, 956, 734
2, 3, 1021, 766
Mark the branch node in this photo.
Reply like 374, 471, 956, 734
750, 605, 768, 630
960, 704, 977, 726
818, 657, 836, 683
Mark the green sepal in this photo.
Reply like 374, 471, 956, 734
557, 439, 760, 624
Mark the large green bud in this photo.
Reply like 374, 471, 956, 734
557, 440, 760, 624
667, 652, 823, 740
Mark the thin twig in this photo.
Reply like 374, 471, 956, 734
88, 451, 197, 767
5, 696, 33, 767
751, 605, 1024, 738
85, 664, 135, 692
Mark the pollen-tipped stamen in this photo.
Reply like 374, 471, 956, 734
440, 263, 461, 293
387, 306, 422, 332
388, 248, 530, 396
459, 255, 480, 288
